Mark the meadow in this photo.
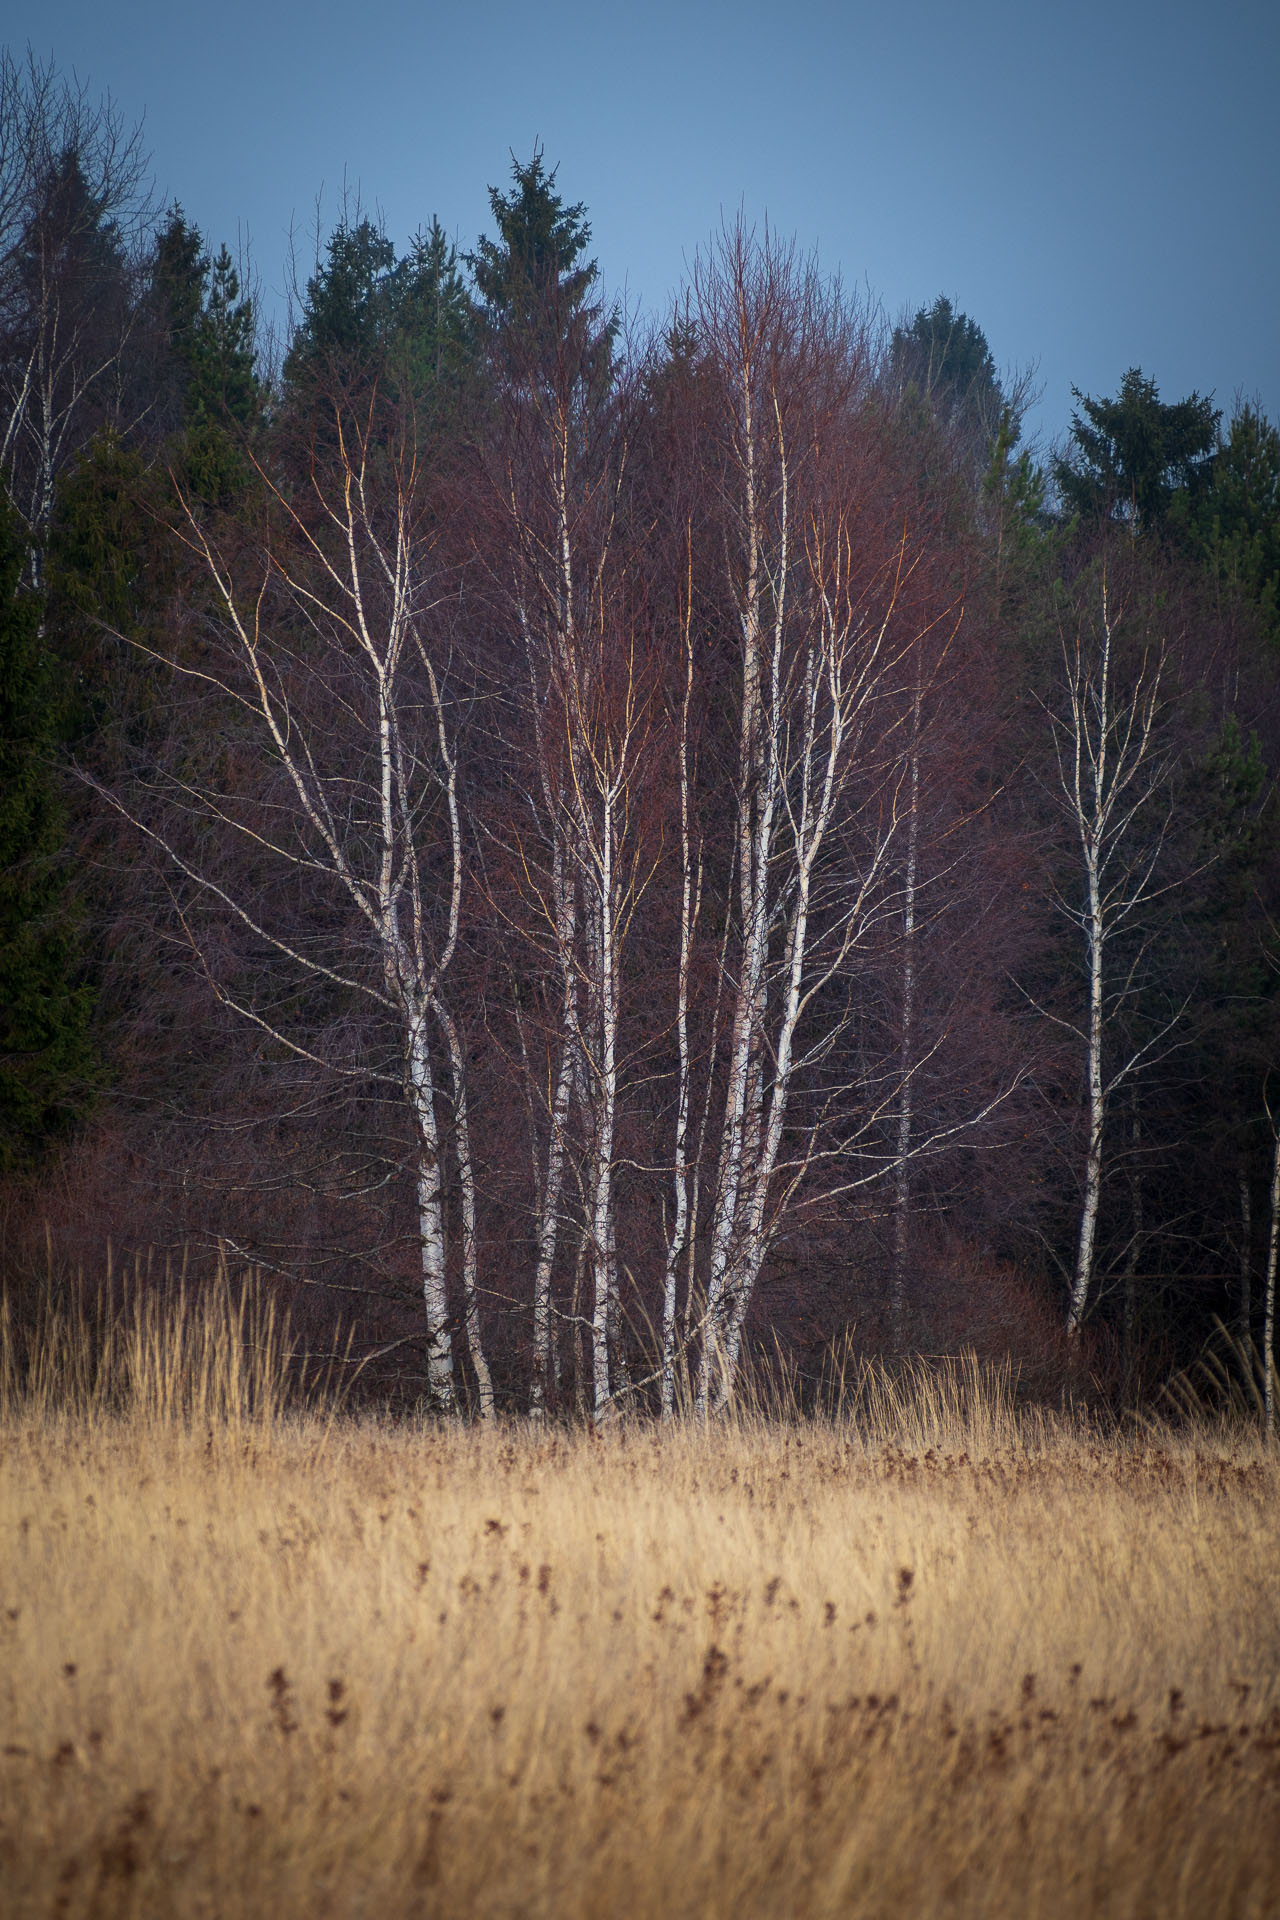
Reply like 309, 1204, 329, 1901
2, 1284, 1278, 1919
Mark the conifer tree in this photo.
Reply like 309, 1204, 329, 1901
469, 146, 613, 389
1181, 404, 1280, 637
392, 218, 479, 421
0, 496, 95, 1168
1054, 369, 1218, 532
283, 216, 398, 392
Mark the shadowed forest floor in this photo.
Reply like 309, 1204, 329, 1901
2, 1316, 1279, 1920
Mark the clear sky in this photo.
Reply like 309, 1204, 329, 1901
10, 0, 1279, 450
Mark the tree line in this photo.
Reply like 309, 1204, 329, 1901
4, 49, 1280, 1418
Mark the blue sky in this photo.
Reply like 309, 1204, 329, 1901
11, 0, 1279, 450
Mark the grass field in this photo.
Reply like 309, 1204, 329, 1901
2, 1285, 1279, 1918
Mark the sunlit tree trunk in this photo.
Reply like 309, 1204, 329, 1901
405, 1017, 455, 1408
94, 390, 489, 1411
662, 591, 700, 1417
529, 857, 577, 1416
890, 690, 922, 1350
686, 226, 951, 1412
1264, 1123, 1279, 1440
1066, 840, 1106, 1339
1238, 1161, 1253, 1353
435, 997, 494, 1417
1041, 577, 1176, 1342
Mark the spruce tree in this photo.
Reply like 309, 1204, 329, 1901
152, 203, 209, 422
392, 218, 479, 423
283, 216, 398, 392
1054, 368, 1219, 532
468, 146, 614, 390
892, 296, 1000, 422
1180, 404, 1280, 636
0, 496, 96, 1169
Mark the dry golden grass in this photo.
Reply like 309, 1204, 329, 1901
2, 1286, 1279, 1918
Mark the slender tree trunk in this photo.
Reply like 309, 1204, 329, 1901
661, 652, 698, 1418
435, 999, 493, 1418
1121, 1101, 1142, 1357
570, 1226, 589, 1417
698, 376, 768, 1415
589, 796, 619, 1418
530, 859, 577, 1416
530, 1019, 574, 1414
718, 822, 821, 1404
406, 1015, 455, 1411
1067, 853, 1105, 1340
1264, 1125, 1279, 1440
699, 726, 775, 1407
1238, 1160, 1253, 1352
890, 701, 922, 1351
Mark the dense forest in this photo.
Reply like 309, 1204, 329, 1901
4, 48, 1280, 1417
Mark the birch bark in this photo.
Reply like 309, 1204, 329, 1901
1263, 1122, 1278, 1439
96, 392, 488, 1409
689, 228, 932, 1411
890, 687, 922, 1349
1039, 576, 1177, 1341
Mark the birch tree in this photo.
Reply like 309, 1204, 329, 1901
0, 51, 150, 572
659, 545, 703, 1415
1037, 573, 1183, 1338
485, 276, 652, 1417
687, 229, 960, 1411
93, 386, 491, 1412
1264, 1115, 1278, 1438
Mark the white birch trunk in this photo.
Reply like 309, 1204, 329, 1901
435, 998, 494, 1418
661, 631, 699, 1418
1067, 847, 1105, 1339
690, 242, 914, 1410
890, 703, 922, 1351
406, 1014, 456, 1410
699, 361, 772, 1412
718, 697, 836, 1401
1263, 1125, 1279, 1440
1238, 1161, 1253, 1352
101, 387, 485, 1417
529, 859, 577, 1415
1121, 1106, 1143, 1357
588, 787, 619, 1418
1046, 577, 1174, 1342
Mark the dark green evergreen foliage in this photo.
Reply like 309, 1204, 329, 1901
469, 146, 614, 389
2, 147, 136, 544
1165, 714, 1272, 1104
1054, 368, 1219, 532
983, 403, 1050, 616
177, 243, 261, 505
985, 406, 1044, 524
43, 431, 159, 724
892, 295, 1004, 448
284, 216, 399, 388
1155, 710, 1280, 1330
0, 496, 96, 1168
393, 219, 479, 419
152, 205, 207, 385
149, 208, 260, 505
1178, 404, 1280, 637
17, 149, 130, 335
150, 208, 260, 499
282, 212, 478, 431
190, 244, 259, 429
153, 206, 259, 425
471, 145, 597, 328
